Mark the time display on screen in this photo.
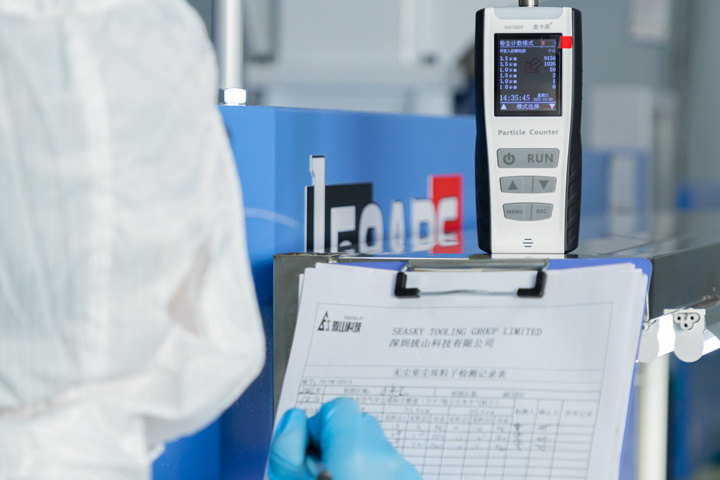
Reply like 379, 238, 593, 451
495, 34, 562, 116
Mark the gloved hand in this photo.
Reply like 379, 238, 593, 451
268, 398, 421, 480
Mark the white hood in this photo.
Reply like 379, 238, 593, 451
0, 0, 265, 477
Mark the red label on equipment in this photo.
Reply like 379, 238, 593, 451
430, 174, 463, 254
561, 36, 573, 49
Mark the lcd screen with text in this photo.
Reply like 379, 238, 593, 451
495, 34, 562, 116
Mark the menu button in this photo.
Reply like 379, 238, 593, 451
503, 203, 533, 221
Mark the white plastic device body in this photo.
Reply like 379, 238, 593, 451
475, 7, 582, 254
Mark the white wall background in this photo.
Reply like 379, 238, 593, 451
186, 0, 678, 110
187, 0, 720, 201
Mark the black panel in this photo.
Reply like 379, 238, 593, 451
306, 184, 373, 252
564, 9, 582, 253
475, 10, 491, 253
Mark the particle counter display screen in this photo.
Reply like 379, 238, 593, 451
495, 34, 562, 116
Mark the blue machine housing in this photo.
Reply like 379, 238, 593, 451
152, 106, 641, 479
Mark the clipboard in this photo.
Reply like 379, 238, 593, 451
273, 255, 650, 480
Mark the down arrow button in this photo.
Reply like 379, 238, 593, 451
533, 177, 556, 193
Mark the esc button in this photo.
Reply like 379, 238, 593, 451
532, 203, 553, 220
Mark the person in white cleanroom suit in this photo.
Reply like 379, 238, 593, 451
0, 1, 420, 479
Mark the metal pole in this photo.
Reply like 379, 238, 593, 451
214, 0, 246, 104
519, 0, 539, 6
636, 358, 669, 480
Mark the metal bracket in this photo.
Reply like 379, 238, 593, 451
666, 308, 705, 363
639, 300, 720, 363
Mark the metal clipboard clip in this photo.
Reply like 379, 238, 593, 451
393, 259, 548, 299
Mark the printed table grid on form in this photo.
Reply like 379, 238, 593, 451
294, 369, 601, 480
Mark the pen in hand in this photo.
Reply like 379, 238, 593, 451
305, 442, 332, 480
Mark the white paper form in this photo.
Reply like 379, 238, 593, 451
277, 263, 648, 480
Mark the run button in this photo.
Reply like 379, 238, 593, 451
497, 149, 559, 168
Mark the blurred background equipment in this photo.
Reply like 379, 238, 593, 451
171, 1, 720, 480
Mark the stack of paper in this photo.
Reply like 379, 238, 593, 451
276, 262, 648, 480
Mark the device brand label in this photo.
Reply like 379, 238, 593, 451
305, 156, 463, 254
497, 129, 560, 136
317, 311, 362, 333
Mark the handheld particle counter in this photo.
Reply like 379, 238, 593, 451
475, 0, 582, 254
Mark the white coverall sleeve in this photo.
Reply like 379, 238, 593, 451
0, 1, 265, 478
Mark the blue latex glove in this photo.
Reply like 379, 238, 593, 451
268, 408, 313, 480
268, 398, 421, 480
